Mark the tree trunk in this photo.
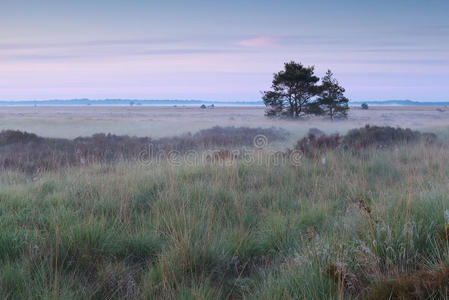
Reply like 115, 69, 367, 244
296, 103, 301, 118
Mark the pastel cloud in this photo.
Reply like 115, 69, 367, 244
238, 36, 278, 47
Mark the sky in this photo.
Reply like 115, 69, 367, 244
1, 0, 449, 101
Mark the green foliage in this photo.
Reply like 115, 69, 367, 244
316, 70, 349, 120
0, 230, 28, 261
0, 264, 28, 298
114, 234, 163, 264
263, 61, 319, 118
263, 62, 350, 119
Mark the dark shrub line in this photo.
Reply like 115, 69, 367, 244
342, 125, 437, 150
0, 127, 288, 173
292, 125, 437, 158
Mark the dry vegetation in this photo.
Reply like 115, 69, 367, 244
294, 125, 437, 158
0, 127, 287, 173
2, 107, 449, 299
1, 106, 449, 139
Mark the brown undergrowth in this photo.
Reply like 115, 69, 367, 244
0, 126, 287, 172
364, 266, 449, 299
325, 196, 449, 299
292, 125, 437, 158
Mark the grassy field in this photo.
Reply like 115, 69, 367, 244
2, 106, 449, 139
1, 107, 449, 299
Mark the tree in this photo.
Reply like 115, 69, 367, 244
316, 70, 349, 120
263, 61, 319, 118
361, 103, 369, 110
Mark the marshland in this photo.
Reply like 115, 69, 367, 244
2, 106, 449, 299
3, 0, 449, 298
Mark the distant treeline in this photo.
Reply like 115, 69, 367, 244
0, 99, 448, 107
0, 99, 264, 106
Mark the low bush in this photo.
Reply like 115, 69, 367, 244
0, 130, 42, 146
293, 133, 340, 158
307, 127, 325, 137
341, 125, 436, 150
291, 125, 437, 158
0, 126, 287, 172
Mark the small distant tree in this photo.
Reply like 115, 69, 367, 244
316, 70, 349, 120
361, 103, 369, 110
263, 61, 319, 118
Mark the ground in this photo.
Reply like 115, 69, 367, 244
1, 106, 449, 139
2, 105, 449, 299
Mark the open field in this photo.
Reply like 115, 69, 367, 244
2, 107, 449, 299
1, 106, 449, 140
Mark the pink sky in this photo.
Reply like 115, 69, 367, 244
1, 0, 449, 101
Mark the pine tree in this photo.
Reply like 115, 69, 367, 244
317, 70, 349, 120
263, 61, 319, 118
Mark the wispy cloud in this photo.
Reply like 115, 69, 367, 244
0, 38, 176, 50
137, 48, 253, 56
237, 36, 278, 47
0, 54, 81, 61
0, 48, 256, 62
322, 58, 449, 65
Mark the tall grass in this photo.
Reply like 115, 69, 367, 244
1, 139, 449, 298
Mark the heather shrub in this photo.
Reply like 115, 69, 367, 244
293, 133, 340, 158
0, 126, 287, 172
342, 125, 436, 150
307, 127, 325, 137
291, 125, 437, 158
0, 130, 42, 146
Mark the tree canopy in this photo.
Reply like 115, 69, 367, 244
263, 61, 349, 119
316, 70, 349, 119
263, 61, 319, 118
